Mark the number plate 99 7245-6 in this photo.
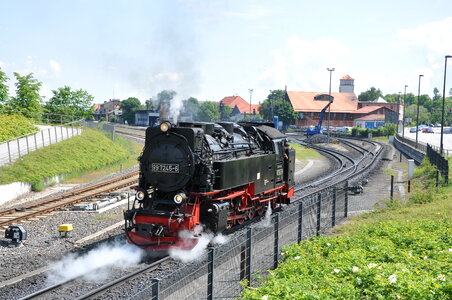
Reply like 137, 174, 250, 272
151, 163, 180, 173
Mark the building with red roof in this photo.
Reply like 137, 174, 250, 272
220, 95, 260, 120
286, 75, 401, 128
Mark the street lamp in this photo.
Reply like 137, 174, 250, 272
440, 55, 452, 155
249, 88, 253, 117
415, 74, 424, 148
402, 85, 408, 138
397, 91, 401, 134
327, 67, 335, 143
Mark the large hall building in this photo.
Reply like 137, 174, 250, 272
286, 75, 402, 128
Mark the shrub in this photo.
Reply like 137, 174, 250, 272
0, 113, 38, 142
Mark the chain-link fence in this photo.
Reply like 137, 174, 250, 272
129, 181, 350, 300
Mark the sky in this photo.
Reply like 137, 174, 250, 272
1, 0, 452, 106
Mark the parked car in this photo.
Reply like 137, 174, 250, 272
409, 127, 418, 133
422, 127, 434, 133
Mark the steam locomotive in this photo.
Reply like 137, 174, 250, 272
124, 121, 295, 252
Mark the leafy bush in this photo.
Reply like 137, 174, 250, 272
0, 113, 38, 142
240, 218, 451, 299
351, 123, 397, 138
0, 128, 134, 187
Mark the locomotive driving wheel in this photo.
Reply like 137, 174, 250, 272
247, 208, 256, 220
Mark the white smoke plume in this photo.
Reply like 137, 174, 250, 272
169, 232, 213, 263
169, 96, 184, 124
46, 242, 144, 285
256, 203, 273, 228
211, 234, 229, 245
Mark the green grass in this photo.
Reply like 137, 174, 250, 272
290, 143, 323, 160
0, 113, 38, 142
0, 128, 142, 189
240, 162, 451, 299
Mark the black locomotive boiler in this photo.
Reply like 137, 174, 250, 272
124, 121, 295, 252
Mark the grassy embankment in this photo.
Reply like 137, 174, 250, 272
289, 142, 323, 160
0, 128, 142, 191
0, 113, 38, 142
240, 159, 451, 299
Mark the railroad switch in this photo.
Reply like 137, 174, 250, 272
58, 224, 73, 237
5, 225, 27, 247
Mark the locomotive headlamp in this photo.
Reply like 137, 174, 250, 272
174, 193, 186, 204
135, 190, 145, 202
160, 121, 171, 132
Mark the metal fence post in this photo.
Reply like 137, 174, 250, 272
390, 175, 394, 200
17, 138, 21, 158
66, 126, 69, 138
297, 201, 303, 243
34, 133, 37, 150
316, 194, 321, 236
55, 126, 58, 142
207, 247, 214, 300
41, 130, 45, 146
344, 182, 349, 218
246, 227, 252, 286
151, 278, 160, 300
332, 187, 336, 227
7, 141, 11, 164
48, 128, 51, 144
26, 135, 29, 154
273, 213, 279, 269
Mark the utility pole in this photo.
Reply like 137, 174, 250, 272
249, 89, 253, 118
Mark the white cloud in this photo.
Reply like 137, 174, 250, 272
222, 6, 271, 20
148, 72, 183, 83
49, 59, 61, 75
392, 17, 452, 67
257, 35, 351, 93
0, 61, 4, 68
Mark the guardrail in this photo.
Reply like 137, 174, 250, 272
0, 120, 84, 166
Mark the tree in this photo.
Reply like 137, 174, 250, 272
404, 104, 430, 125
9, 72, 43, 113
0, 67, 9, 109
144, 98, 155, 111
198, 101, 220, 122
45, 86, 94, 120
259, 90, 298, 126
433, 87, 441, 101
358, 87, 383, 102
121, 97, 141, 124
183, 97, 200, 120
383, 93, 401, 103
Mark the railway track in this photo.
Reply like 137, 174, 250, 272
15, 135, 385, 300
0, 171, 139, 228
18, 257, 172, 300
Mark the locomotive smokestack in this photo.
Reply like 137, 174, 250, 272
159, 99, 171, 123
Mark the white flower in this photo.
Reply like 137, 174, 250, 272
333, 268, 341, 273
449, 248, 452, 253
356, 277, 362, 284
352, 266, 360, 272
367, 263, 377, 269
424, 256, 428, 260
281, 252, 285, 256
388, 274, 397, 284
294, 256, 300, 260
326, 243, 331, 246
262, 296, 269, 300
408, 252, 413, 257
437, 274, 446, 281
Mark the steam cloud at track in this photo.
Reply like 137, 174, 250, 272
168, 231, 229, 263
256, 203, 273, 228
46, 242, 144, 285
